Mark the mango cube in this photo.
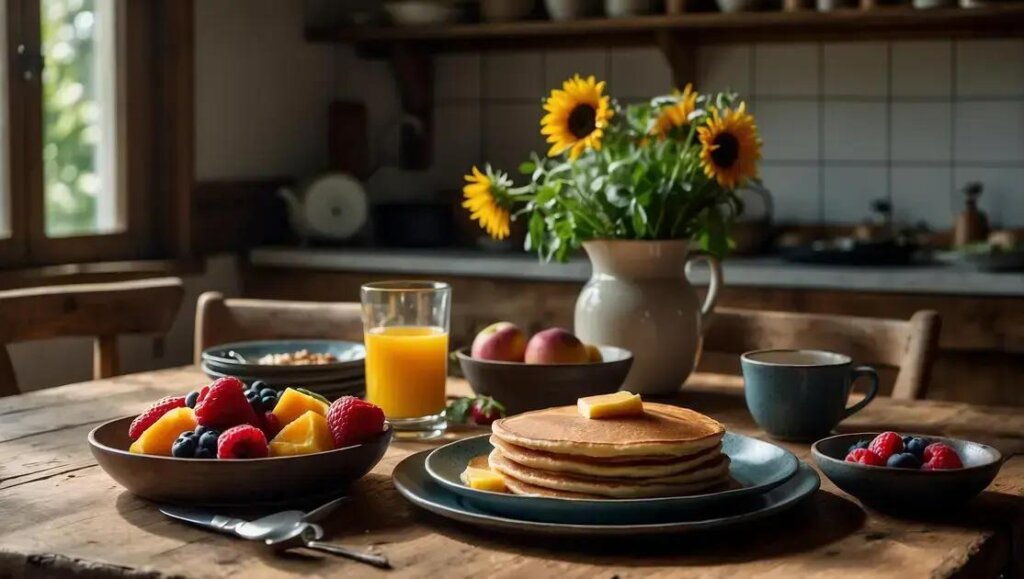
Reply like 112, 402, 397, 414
271, 387, 329, 427
269, 410, 335, 456
577, 391, 643, 419
129, 407, 198, 456
461, 466, 508, 493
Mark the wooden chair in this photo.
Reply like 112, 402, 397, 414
0, 277, 185, 396
194, 292, 363, 364
699, 308, 942, 400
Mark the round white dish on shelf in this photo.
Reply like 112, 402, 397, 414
384, 1, 460, 26
605, 0, 657, 17
544, 0, 602, 20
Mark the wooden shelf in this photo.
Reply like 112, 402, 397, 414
307, 4, 1024, 49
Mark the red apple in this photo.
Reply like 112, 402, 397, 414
471, 322, 527, 362
524, 328, 589, 364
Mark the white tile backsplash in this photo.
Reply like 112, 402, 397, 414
756, 101, 820, 161
890, 102, 952, 162
698, 44, 753, 95
824, 102, 887, 161
955, 40, 1024, 98
891, 41, 952, 98
953, 101, 1024, 163
891, 166, 954, 230
609, 47, 673, 98
409, 38, 1024, 229
823, 43, 888, 97
759, 165, 822, 223
484, 51, 544, 99
544, 49, 609, 90
754, 43, 819, 97
823, 166, 888, 224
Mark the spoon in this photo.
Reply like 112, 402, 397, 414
235, 496, 350, 540
265, 522, 391, 569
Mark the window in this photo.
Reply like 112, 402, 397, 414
1, 0, 194, 269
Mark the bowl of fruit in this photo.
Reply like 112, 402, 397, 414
456, 323, 633, 415
88, 377, 392, 505
812, 431, 1003, 512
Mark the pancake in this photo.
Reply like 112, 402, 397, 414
488, 449, 731, 499
490, 435, 724, 478
491, 403, 725, 458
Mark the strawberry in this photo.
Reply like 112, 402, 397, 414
923, 445, 963, 470
128, 396, 186, 440
193, 377, 259, 430
868, 431, 903, 462
469, 397, 506, 426
845, 448, 885, 466
326, 396, 385, 448
217, 424, 269, 459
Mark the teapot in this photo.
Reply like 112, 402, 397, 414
279, 173, 369, 244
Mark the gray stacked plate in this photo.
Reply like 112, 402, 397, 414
201, 339, 365, 400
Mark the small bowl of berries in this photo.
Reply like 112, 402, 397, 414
88, 377, 392, 505
812, 431, 1003, 512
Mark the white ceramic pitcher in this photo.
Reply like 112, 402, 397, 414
574, 239, 723, 396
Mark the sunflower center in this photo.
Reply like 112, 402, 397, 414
568, 104, 598, 139
711, 133, 740, 168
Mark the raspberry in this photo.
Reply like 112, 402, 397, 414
923, 442, 954, 462
217, 424, 269, 459
845, 448, 885, 466
923, 446, 963, 470
260, 411, 282, 439
326, 396, 386, 448
194, 377, 259, 430
129, 396, 186, 440
868, 431, 903, 461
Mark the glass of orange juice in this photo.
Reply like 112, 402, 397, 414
360, 281, 451, 439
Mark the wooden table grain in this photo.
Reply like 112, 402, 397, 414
1, 367, 1022, 578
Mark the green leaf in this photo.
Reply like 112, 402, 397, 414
519, 161, 536, 175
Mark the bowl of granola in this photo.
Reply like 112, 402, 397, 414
201, 340, 366, 401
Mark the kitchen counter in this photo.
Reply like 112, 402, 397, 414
248, 246, 1024, 297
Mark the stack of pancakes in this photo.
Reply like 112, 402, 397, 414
489, 403, 729, 499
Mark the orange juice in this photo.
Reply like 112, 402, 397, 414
364, 326, 448, 419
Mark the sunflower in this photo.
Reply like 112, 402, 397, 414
651, 84, 698, 141
697, 102, 761, 190
541, 75, 614, 160
463, 165, 514, 240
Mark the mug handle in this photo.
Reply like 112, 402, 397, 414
684, 251, 723, 333
843, 366, 880, 419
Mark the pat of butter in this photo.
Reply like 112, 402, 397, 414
461, 466, 508, 493
578, 391, 643, 419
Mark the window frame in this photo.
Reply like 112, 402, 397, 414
1, 0, 193, 268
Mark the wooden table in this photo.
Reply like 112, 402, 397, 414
1, 367, 1022, 578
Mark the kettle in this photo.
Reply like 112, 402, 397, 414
279, 173, 369, 244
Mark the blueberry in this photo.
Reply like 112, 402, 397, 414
260, 395, 277, 408
245, 389, 260, 403
194, 446, 216, 459
171, 433, 197, 458
260, 388, 277, 399
902, 435, 914, 447
886, 452, 922, 469
905, 437, 930, 458
251, 380, 268, 391
195, 425, 212, 437
199, 431, 220, 453
185, 391, 199, 408
848, 440, 870, 455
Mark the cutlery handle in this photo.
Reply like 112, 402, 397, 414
304, 540, 391, 569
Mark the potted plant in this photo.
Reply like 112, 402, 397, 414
462, 76, 762, 395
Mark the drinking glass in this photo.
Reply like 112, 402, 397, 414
360, 281, 451, 439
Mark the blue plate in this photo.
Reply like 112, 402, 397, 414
395, 450, 819, 535
424, 432, 799, 524
201, 340, 366, 376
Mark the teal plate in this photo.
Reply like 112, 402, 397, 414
424, 433, 800, 524
395, 451, 819, 535
201, 340, 365, 375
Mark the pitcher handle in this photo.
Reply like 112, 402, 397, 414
684, 251, 723, 333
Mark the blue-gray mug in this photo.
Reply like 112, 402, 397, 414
741, 349, 879, 442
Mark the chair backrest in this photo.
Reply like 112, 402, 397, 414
699, 308, 941, 400
194, 292, 363, 364
0, 277, 185, 396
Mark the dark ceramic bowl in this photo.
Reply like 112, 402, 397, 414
88, 416, 391, 505
812, 432, 1003, 512
455, 346, 633, 414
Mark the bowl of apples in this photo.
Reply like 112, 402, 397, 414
455, 323, 633, 414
